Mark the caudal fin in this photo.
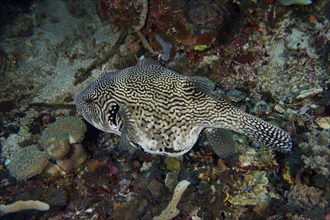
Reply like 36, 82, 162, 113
237, 111, 292, 153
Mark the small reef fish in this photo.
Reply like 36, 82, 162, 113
75, 59, 292, 157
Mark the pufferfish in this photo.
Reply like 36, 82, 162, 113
74, 59, 292, 157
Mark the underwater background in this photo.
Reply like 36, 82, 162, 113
0, 0, 329, 219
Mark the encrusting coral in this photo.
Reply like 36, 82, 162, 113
40, 116, 87, 170
6, 145, 49, 181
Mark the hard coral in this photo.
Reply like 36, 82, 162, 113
40, 116, 87, 170
40, 116, 86, 159
287, 185, 328, 211
6, 145, 49, 181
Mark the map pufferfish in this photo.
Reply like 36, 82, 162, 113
74, 59, 292, 157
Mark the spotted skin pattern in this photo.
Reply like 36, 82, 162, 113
75, 64, 292, 157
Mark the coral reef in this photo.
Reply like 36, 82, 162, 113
153, 180, 190, 220
299, 130, 330, 177
237, 148, 278, 170
0, 0, 329, 219
6, 145, 49, 181
287, 185, 328, 210
97, 0, 148, 32
225, 171, 279, 207
0, 200, 49, 217
40, 116, 87, 170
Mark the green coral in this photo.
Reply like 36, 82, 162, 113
40, 116, 87, 159
6, 145, 49, 181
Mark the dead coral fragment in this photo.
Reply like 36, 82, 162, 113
287, 185, 328, 210
278, 0, 312, 5
296, 87, 323, 100
153, 180, 190, 220
40, 116, 86, 159
0, 200, 49, 217
6, 145, 49, 181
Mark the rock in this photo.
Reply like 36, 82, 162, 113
225, 90, 246, 103
164, 157, 181, 172
147, 180, 166, 197
165, 171, 179, 189
274, 104, 285, 113
44, 187, 68, 211
315, 117, 330, 129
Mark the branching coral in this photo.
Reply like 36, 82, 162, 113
6, 145, 49, 181
40, 116, 87, 170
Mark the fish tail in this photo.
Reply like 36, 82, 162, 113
237, 111, 292, 153
209, 99, 292, 153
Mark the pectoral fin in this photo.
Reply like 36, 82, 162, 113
205, 128, 236, 159
117, 105, 141, 151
